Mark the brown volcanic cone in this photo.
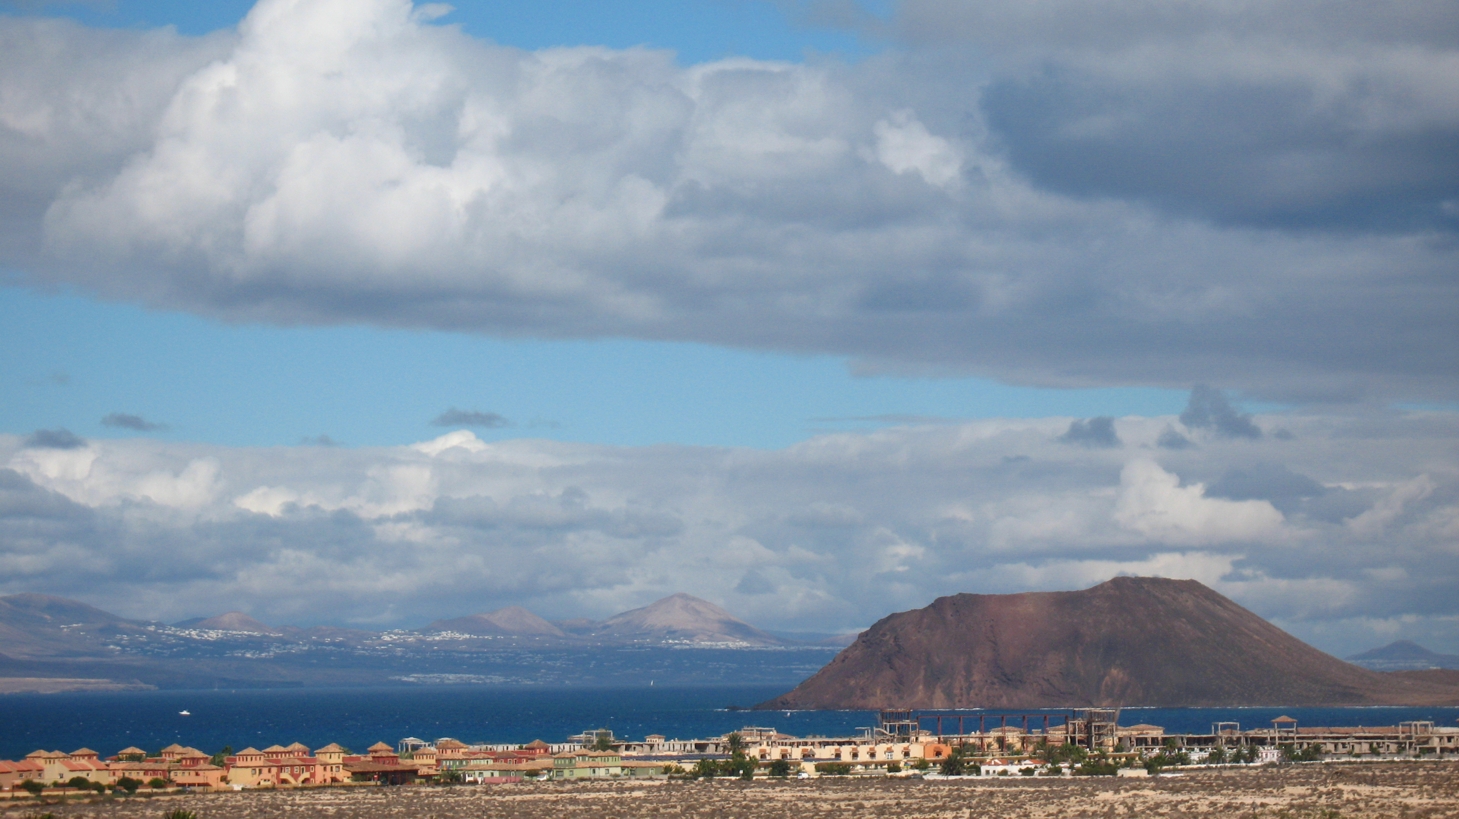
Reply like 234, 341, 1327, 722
757, 577, 1459, 709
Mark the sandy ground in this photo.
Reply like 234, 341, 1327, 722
7, 762, 1458, 819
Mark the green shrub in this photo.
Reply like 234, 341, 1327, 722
767, 759, 792, 778
1039, 742, 1087, 765
1144, 749, 1191, 772
885, 762, 901, 774
938, 745, 979, 777
163, 810, 198, 819
815, 762, 852, 776
1279, 743, 1320, 763
1073, 759, 1120, 776
691, 757, 719, 779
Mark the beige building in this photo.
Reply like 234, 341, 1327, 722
748, 737, 951, 768
224, 744, 346, 787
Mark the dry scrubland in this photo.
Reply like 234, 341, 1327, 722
7, 762, 1458, 819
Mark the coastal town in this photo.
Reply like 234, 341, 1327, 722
4, 710, 1457, 799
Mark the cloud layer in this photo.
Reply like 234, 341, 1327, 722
3, 406, 1455, 654
1, 0, 1455, 401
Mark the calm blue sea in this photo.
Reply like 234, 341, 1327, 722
3, 685, 1457, 760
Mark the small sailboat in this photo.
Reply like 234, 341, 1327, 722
179, 710, 191, 716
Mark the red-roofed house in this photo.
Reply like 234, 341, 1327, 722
224, 744, 345, 787
0, 759, 45, 790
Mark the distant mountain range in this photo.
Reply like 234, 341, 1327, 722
13, 582, 1455, 703
1346, 640, 1459, 671
173, 612, 282, 635
426, 606, 567, 638
424, 593, 787, 646
0, 592, 836, 693
757, 577, 1459, 709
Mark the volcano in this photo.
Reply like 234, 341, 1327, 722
757, 577, 1459, 709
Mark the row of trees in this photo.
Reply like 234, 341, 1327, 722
19, 775, 167, 797
679, 733, 1303, 781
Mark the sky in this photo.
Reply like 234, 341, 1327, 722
0, 0, 1455, 654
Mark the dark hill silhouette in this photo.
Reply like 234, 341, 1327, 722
756, 577, 1459, 709
1347, 640, 1459, 671
0, 593, 130, 630
593, 594, 786, 645
426, 606, 566, 637
0, 593, 144, 658
175, 612, 281, 634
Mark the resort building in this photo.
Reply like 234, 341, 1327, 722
0, 759, 44, 790
224, 744, 346, 787
2, 712, 1455, 795
342, 742, 422, 786
550, 750, 665, 780
460, 758, 554, 783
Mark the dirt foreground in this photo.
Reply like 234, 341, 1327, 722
8, 762, 1458, 819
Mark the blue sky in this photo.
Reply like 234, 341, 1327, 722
1, 287, 1189, 448
0, 0, 1454, 651
22, 0, 881, 62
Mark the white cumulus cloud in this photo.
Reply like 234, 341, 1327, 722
2, 408, 1455, 654
1114, 459, 1286, 545
0, 0, 1452, 401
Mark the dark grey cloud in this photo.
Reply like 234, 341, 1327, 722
1180, 386, 1262, 439
884, 0, 1459, 51
100, 412, 167, 431
831, 0, 1459, 234
1156, 426, 1195, 450
980, 68, 1459, 233
1207, 463, 1327, 515
0, 468, 90, 520
423, 490, 683, 540
735, 568, 775, 596
0, 469, 107, 592
1208, 464, 1326, 503
1059, 417, 1121, 448
22, 428, 86, 449
431, 409, 511, 429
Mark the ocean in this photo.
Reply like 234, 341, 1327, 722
4, 685, 1457, 760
